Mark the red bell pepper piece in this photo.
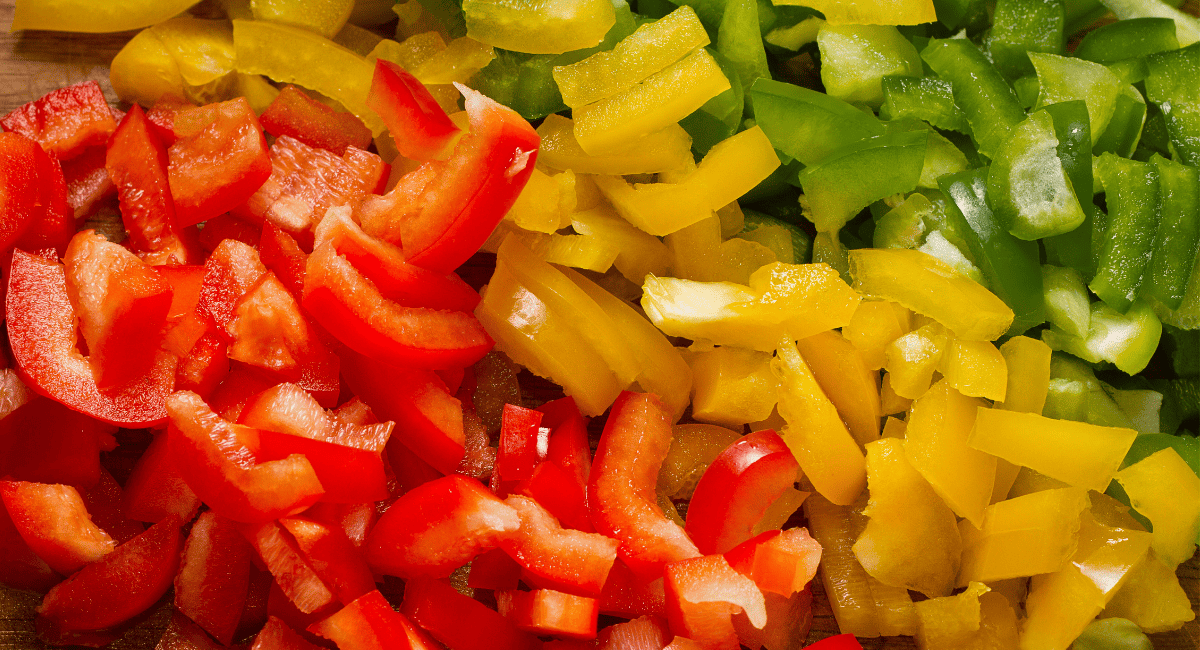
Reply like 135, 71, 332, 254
313, 205, 481, 311
597, 615, 669, 650
520, 397, 593, 531
664, 555, 767, 650
158, 610, 233, 650
198, 213, 262, 253
166, 390, 324, 523
387, 437, 446, 496
733, 587, 814, 650
497, 404, 545, 485
260, 85, 373, 156
366, 59, 462, 161
158, 264, 208, 355
365, 474, 519, 579
728, 528, 822, 598
589, 392, 700, 578
498, 495, 618, 597
175, 511, 255, 645
665, 637, 705, 650
0, 495, 62, 593
302, 502, 378, 549
207, 364, 282, 421
310, 590, 442, 650
259, 222, 308, 300
16, 141, 73, 256
175, 329, 231, 400
804, 634, 863, 649
468, 547, 523, 591
0, 133, 46, 253
520, 460, 591, 533
685, 429, 801, 555
258, 430, 390, 503
63, 230, 175, 388
357, 85, 540, 273
78, 468, 144, 545
169, 97, 272, 227
106, 104, 192, 263
0, 480, 116, 579
340, 349, 466, 475
496, 589, 600, 640
227, 271, 336, 381
5, 250, 177, 426
0, 397, 110, 487
251, 616, 325, 650
35, 515, 183, 647
400, 577, 541, 650
0, 81, 117, 160
60, 145, 113, 220
241, 520, 337, 616
598, 558, 667, 619
266, 581, 327, 639
144, 95, 191, 146
122, 431, 201, 524
279, 517, 376, 606
303, 241, 492, 370
239, 382, 392, 452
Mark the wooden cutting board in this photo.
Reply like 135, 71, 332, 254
0, 0, 1195, 647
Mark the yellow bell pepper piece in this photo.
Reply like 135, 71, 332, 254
1114, 447, 1200, 567
573, 48, 730, 155
774, 337, 867, 506
236, 73, 280, 114
989, 459, 1021, 504
409, 37, 496, 85
537, 233, 619, 272
850, 248, 1014, 342
13, 0, 202, 33
666, 216, 725, 282
333, 22, 386, 55
477, 262, 623, 416
795, 330, 882, 448
250, 0, 354, 39
564, 267, 694, 421
957, 487, 1089, 585
913, 582, 1011, 650
882, 416, 907, 439
853, 438, 962, 597
1006, 466, 1072, 499
996, 336, 1052, 414
845, 300, 913, 370
463, 0, 615, 55
232, 19, 385, 135
658, 423, 744, 499
938, 338, 1007, 402
688, 346, 779, 428
1020, 512, 1153, 650
1100, 550, 1197, 633
506, 168, 576, 234
553, 5, 710, 107
968, 409, 1138, 493
770, 0, 937, 27
570, 206, 671, 284
110, 29, 187, 108
685, 126, 782, 211
804, 492, 918, 637
593, 175, 713, 237
150, 18, 237, 88
717, 239, 778, 285
884, 322, 948, 400
739, 262, 863, 341
537, 115, 694, 175
880, 373, 912, 416
905, 381, 995, 526
367, 32, 446, 70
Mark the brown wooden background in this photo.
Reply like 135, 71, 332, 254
0, 0, 1195, 648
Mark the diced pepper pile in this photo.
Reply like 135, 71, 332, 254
2, 0, 1200, 649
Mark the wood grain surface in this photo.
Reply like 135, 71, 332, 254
0, 0, 1197, 648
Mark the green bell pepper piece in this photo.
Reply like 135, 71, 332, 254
1144, 42, 1200, 166
989, 0, 1066, 80
938, 167, 1046, 334
878, 75, 971, 134
738, 209, 812, 264
817, 24, 922, 108
931, 0, 989, 32
749, 77, 885, 166
1098, 0, 1200, 47
1013, 75, 1041, 109
796, 129, 927, 233
1030, 52, 1123, 145
1044, 264, 1092, 338
1075, 17, 1180, 63
717, 0, 769, 96
921, 39, 1026, 160
1142, 155, 1200, 310
1042, 298, 1163, 374
417, 0, 468, 38
1155, 376, 1200, 433
987, 109, 1087, 240
1064, 0, 1110, 35
1092, 85, 1148, 157
1090, 153, 1161, 312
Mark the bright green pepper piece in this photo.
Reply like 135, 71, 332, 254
1044, 264, 1092, 339
1090, 153, 1161, 312
921, 39, 1026, 160
1098, 0, 1200, 47
939, 167, 1045, 335
879, 76, 971, 134
989, 0, 1066, 80
1075, 17, 1180, 64
1093, 85, 1147, 157
718, 0, 769, 95
816, 24, 922, 108
797, 129, 928, 233
1042, 101, 1098, 277
749, 77, 885, 166
1142, 155, 1200, 310
1043, 299, 1163, 375
931, 0, 989, 32
1013, 76, 1041, 109
987, 110, 1086, 240
1031, 52, 1123, 145
1144, 42, 1200, 166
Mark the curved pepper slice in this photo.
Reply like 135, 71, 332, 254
11, 0, 201, 33
664, 554, 767, 648
0, 481, 114, 577
498, 495, 619, 597
310, 590, 442, 650
6, 250, 176, 427
367, 58, 461, 161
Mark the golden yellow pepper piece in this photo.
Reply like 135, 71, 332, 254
989, 459, 1021, 504
537, 115, 694, 175
553, 5, 710, 107
996, 335, 1052, 413
915, 585, 1019, 650
1100, 550, 1197, 633
740, 262, 863, 341
938, 339, 1007, 402
853, 437, 963, 597
110, 29, 187, 107
463, 0, 615, 55
151, 17, 237, 88
593, 174, 713, 237
774, 337, 867, 506
685, 126, 782, 211
796, 330, 882, 448
882, 416, 907, 439
1114, 447, 1200, 567
904, 381, 995, 527
969, 408, 1137, 493
845, 300, 913, 370
505, 167, 576, 234
408, 37, 496, 85
367, 31, 445, 70
570, 205, 671, 284
884, 322, 948, 400
573, 47, 730, 155
13, 0, 203, 33
658, 423, 744, 500
1020, 512, 1153, 650
957, 487, 1089, 585
688, 346, 779, 428
850, 248, 1014, 342
250, 0, 354, 39
771, 0, 937, 26
880, 373, 912, 415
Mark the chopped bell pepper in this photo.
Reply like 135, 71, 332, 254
750, 77, 884, 166
770, 0, 936, 25
988, 0, 1065, 80
1041, 299, 1163, 375
997, 335, 1053, 414
913, 583, 1015, 650
1143, 155, 1200, 311
463, 0, 615, 55
920, 39, 1025, 160
250, 0, 353, 39
1030, 52, 1122, 145
957, 486, 1089, 585
1114, 447, 1200, 567
1144, 42, 1200, 165
843, 299, 912, 371
795, 330, 881, 448
987, 110, 1086, 240
11, 0, 203, 33
718, 0, 770, 95
817, 24, 921, 107
688, 346, 779, 428
1101, 550, 1197, 632
537, 115, 694, 175
883, 322, 948, 401
879, 76, 971, 134
569, 205, 672, 283
1043, 264, 1092, 339
938, 339, 1007, 403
